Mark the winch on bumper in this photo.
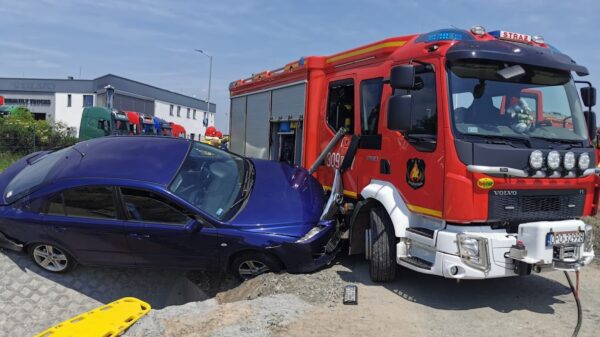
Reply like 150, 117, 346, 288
398, 219, 594, 279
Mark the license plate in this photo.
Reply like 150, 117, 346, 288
546, 231, 585, 247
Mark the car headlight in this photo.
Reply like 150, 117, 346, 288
296, 225, 326, 243
584, 224, 594, 253
563, 152, 576, 170
457, 234, 490, 271
547, 151, 560, 170
529, 150, 543, 170
579, 153, 590, 170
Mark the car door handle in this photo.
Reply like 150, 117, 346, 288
128, 233, 150, 240
53, 226, 67, 233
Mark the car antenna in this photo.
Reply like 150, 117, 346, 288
72, 146, 86, 157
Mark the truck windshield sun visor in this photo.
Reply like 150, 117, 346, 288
446, 40, 589, 76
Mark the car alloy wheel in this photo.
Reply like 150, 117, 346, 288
32, 244, 70, 272
237, 260, 270, 279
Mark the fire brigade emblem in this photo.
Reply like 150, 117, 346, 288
406, 158, 425, 189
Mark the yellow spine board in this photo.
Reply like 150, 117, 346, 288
35, 297, 151, 337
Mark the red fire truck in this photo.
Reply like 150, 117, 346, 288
229, 26, 596, 282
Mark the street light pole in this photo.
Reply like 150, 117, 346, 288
194, 49, 212, 114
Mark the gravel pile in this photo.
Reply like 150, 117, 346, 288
123, 294, 310, 337
216, 267, 347, 306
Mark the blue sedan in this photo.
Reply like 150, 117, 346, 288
0, 136, 339, 279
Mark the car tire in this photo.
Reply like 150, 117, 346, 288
368, 206, 397, 282
231, 252, 282, 281
29, 243, 75, 273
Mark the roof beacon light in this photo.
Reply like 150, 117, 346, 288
532, 35, 545, 44
470, 26, 486, 36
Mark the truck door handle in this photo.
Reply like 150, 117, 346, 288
128, 233, 150, 240
53, 226, 67, 233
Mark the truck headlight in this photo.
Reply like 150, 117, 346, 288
584, 224, 594, 253
563, 152, 576, 170
529, 150, 543, 169
547, 151, 560, 170
296, 225, 326, 243
579, 153, 590, 170
457, 234, 490, 271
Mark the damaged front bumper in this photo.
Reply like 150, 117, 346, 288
269, 219, 341, 273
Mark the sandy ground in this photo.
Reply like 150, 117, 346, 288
127, 256, 600, 337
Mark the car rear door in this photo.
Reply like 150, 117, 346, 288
42, 186, 135, 266
117, 187, 221, 269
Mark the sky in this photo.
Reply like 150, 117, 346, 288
2, 0, 600, 132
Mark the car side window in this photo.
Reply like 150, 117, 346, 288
120, 188, 189, 226
46, 193, 65, 216
46, 186, 117, 219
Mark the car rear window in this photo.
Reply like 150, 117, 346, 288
4, 148, 70, 203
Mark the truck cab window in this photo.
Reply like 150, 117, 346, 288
327, 80, 355, 134
360, 78, 383, 135
410, 69, 437, 135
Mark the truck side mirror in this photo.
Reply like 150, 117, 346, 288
390, 65, 416, 90
387, 94, 412, 131
581, 86, 596, 107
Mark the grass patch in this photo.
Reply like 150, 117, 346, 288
0, 152, 20, 173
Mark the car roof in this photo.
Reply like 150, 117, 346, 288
54, 136, 191, 186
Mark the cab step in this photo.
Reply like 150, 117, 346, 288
405, 227, 434, 239
399, 256, 433, 270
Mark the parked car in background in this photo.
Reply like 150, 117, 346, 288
0, 137, 339, 279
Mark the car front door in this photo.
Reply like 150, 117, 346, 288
42, 186, 135, 266
118, 187, 221, 269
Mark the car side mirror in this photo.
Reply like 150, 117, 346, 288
185, 219, 202, 233
387, 94, 412, 132
390, 65, 416, 90
581, 86, 596, 107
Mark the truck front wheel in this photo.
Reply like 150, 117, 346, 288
368, 206, 397, 282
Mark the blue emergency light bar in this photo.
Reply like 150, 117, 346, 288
415, 29, 475, 43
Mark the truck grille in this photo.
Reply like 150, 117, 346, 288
488, 189, 585, 222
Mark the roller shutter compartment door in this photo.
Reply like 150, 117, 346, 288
271, 83, 306, 120
230, 96, 247, 155
244, 92, 271, 159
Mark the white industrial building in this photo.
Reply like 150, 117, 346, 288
0, 74, 216, 139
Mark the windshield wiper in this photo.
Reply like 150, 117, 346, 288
529, 136, 584, 148
222, 159, 254, 216
470, 134, 532, 148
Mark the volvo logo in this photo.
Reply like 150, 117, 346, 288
493, 190, 518, 196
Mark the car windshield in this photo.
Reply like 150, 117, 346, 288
4, 147, 71, 203
448, 60, 589, 144
169, 142, 246, 220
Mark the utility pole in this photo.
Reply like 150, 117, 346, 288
194, 49, 213, 113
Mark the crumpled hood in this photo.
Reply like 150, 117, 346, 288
229, 159, 326, 238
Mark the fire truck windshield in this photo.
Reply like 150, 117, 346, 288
448, 60, 589, 145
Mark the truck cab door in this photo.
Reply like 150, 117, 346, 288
381, 60, 445, 219
316, 77, 360, 196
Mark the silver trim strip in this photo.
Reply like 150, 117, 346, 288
467, 165, 529, 177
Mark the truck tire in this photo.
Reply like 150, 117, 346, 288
369, 206, 397, 282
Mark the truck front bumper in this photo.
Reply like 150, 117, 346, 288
399, 219, 594, 280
